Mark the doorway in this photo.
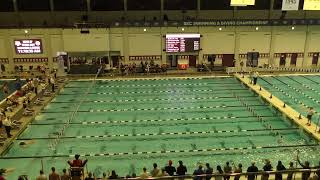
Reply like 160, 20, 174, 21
290, 53, 297, 67
167, 55, 178, 68
312, 53, 319, 66
111, 56, 120, 68
189, 55, 197, 67
222, 54, 235, 67
280, 53, 286, 66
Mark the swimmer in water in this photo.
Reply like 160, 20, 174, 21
0, 168, 15, 176
277, 135, 283, 144
19, 140, 36, 148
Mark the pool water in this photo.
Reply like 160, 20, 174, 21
259, 75, 320, 124
0, 80, 23, 101
1, 77, 319, 179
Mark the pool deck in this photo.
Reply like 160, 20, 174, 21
0, 79, 67, 155
235, 73, 320, 141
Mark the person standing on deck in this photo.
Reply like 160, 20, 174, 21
1, 82, 9, 97
253, 71, 259, 85
306, 107, 315, 126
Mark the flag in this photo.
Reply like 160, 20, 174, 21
282, 0, 300, 11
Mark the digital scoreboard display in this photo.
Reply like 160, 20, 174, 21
166, 34, 200, 53
14, 39, 43, 54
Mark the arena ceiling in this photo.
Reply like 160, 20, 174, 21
0, 0, 305, 12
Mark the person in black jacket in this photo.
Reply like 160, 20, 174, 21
275, 161, 286, 180
177, 160, 187, 176
262, 159, 272, 180
165, 160, 176, 176
247, 162, 259, 180
297, 155, 311, 180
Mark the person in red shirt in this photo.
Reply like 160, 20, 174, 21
67, 154, 88, 179
67, 154, 88, 167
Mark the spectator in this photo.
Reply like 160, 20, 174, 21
253, 71, 259, 85
14, 78, 22, 91
1, 82, 9, 97
233, 163, 243, 180
60, 169, 70, 180
49, 167, 60, 180
177, 160, 187, 176
275, 161, 286, 180
67, 154, 87, 178
286, 162, 294, 180
247, 162, 258, 180
0, 170, 5, 180
306, 107, 315, 126
3, 116, 13, 138
67, 154, 88, 167
84, 172, 94, 180
205, 163, 213, 180
33, 77, 39, 94
215, 166, 224, 180
109, 170, 118, 179
262, 159, 272, 180
165, 160, 176, 176
101, 173, 107, 180
193, 165, 205, 180
50, 76, 55, 92
36, 170, 47, 180
224, 162, 232, 180
140, 167, 149, 179
17, 175, 28, 180
297, 157, 311, 180
151, 163, 161, 177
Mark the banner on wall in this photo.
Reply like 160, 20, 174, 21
282, 0, 300, 11
231, 0, 255, 6
303, 0, 320, 10
112, 19, 320, 27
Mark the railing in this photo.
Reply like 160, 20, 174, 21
226, 66, 320, 74
87, 168, 320, 180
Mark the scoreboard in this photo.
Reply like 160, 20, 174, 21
166, 34, 200, 53
14, 39, 43, 54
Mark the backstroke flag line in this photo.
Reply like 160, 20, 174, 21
282, 0, 300, 11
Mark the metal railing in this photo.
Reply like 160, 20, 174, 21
226, 66, 320, 74
86, 168, 320, 180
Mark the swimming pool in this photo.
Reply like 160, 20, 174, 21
0, 80, 22, 101
1, 77, 319, 179
259, 75, 320, 124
